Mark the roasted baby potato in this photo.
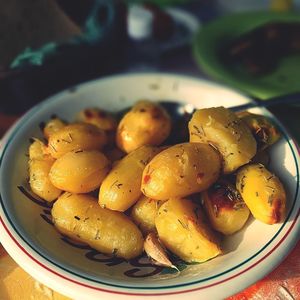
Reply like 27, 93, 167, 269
48, 123, 107, 159
131, 195, 165, 234
43, 117, 66, 140
29, 158, 62, 202
237, 111, 281, 151
155, 198, 222, 263
141, 143, 221, 200
189, 107, 257, 173
52, 193, 144, 259
116, 100, 171, 153
29, 139, 62, 201
236, 164, 286, 224
29, 138, 62, 201
49, 150, 110, 193
29, 138, 49, 160
202, 180, 250, 235
99, 146, 161, 211
77, 108, 117, 131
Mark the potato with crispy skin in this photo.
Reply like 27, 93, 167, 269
236, 111, 281, 151
116, 100, 171, 153
99, 146, 160, 211
155, 198, 222, 263
236, 164, 286, 224
52, 193, 144, 260
141, 143, 221, 200
189, 107, 257, 173
202, 180, 250, 235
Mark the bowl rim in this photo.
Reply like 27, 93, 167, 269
0, 72, 299, 298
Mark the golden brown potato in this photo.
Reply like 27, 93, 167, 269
99, 146, 160, 211
141, 143, 221, 200
77, 108, 117, 131
49, 150, 110, 193
236, 164, 286, 224
131, 195, 165, 234
237, 111, 281, 151
29, 138, 49, 160
29, 158, 62, 202
202, 180, 250, 235
116, 100, 171, 153
48, 123, 107, 159
155, 198, 222, 263
52, 193, 144, 259
189, 107, 257, 173
43, 117, 66, 140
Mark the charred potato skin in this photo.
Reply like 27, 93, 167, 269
155, 198, 222, 263
48, 123, 107, 159
52, 193, 144, 260
202, 180, 250, 235
99, 146, 161, 211
141, 143, 221, 200
116, 100, 171, 153
237, 111, 281, 151
77, 108, 117, 132
236, 164, 286, 224
189, 107, 257, 173
49, 150, 110, 194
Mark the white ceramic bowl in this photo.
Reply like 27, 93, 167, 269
0, 73, 299, 300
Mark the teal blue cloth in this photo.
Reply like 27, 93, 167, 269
10, 0, 116, 69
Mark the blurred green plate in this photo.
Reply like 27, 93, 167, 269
193, 11, 300, 100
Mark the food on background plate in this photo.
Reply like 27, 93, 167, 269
220, 22, 300, 75
26, 101, 286, 266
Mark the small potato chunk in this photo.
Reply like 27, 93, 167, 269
116, 100, 171, 153
131, 195, 165, 234
189, 107, 257, 173
237, 111, 281, 151
29, 158, 62, 202
29, 138, 49, 160
43, 117, 66, 140
202, 180, 250, 235
99, 146, 160, 211
52, 193, 143, 259
141, 143, 221, 200
155, 198, 222, 263
48, 123, 107, 159
77, 108, 117, 131
49, 150, 110, 193
236, 164, 286, 224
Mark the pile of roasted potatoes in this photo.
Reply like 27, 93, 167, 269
27, 100, 286, 267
